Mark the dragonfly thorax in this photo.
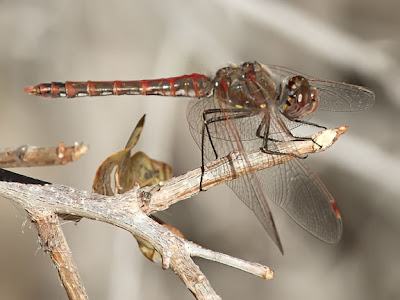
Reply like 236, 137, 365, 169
214, 62, 276, 111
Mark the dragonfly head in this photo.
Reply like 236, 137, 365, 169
279, 76, 319, 120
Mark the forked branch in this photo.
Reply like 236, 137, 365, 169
0, 126, 347, 299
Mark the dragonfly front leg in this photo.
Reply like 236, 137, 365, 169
293, 119, 327, 130
292, 119, 326, 149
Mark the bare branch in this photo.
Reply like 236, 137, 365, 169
0, 183, 221, 299
0, 142, 89, 168
143, 126, 348, 214
0, 126, 347, 299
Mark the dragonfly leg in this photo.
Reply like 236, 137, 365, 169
284, 135, 323, 150
261, 146, 308, 159
202, 109, 223, 160
200, 108, 253, 190
260, 114, 309, 159
292, 119, 328, 148
282, 114, 326, 150
294, 119, 327, 130
256, 115, 284, 144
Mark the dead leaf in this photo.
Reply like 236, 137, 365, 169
92, 115, 181, 263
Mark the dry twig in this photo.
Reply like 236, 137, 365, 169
33, 212, 88, 299
0, 169, 88, 299
0, 126, 347, 299
0, 142, 88, 168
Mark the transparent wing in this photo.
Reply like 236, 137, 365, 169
258, 113, 343, 243
187, 94, 342, 247
248, 106, 342, 243
265, 64, 375, 112
187, 96, 284, 252
228, 173, 283, 252
228, 159, 342, 244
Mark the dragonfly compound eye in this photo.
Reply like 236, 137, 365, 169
282, 76, 319, 120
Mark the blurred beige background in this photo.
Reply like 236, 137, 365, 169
0, 0, 399, 299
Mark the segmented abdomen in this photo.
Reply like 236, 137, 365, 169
25, 74, 213, 99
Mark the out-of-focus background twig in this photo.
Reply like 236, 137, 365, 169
0, 0, 398, 299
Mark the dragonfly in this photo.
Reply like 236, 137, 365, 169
25, 61, 375, 253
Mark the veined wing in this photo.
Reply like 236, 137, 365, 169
187, 95, 284, 253
260, 156, 343, 243
254, 107, 343, 243
187, 93, 343, 249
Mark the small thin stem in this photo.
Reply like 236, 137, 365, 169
187, 241, 274, 280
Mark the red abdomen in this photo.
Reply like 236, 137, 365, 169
24, 74, 213, 99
